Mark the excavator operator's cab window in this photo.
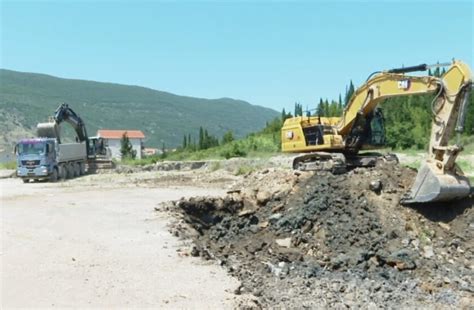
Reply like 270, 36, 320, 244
366, 108, 386, 146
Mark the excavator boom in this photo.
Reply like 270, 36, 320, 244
281, 60, 473, 204
37, 103, 90, 154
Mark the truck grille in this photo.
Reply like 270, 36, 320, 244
21, 160, 40, 167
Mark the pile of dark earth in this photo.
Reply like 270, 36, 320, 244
164, 161, 473, 309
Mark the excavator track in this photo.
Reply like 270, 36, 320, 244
292, 152, 398, 174
292, 152, 347, 174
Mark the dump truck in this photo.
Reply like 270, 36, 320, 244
16, 137, 87, 182
281, 60, 472, 204
15, 103, 111, 182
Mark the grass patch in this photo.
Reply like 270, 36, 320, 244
120, 131, 281, 166
0, 161, 16, 169
457, 159, 474, 174
234, 165, 255, 176
209, 161, 222, 172
121, 156, 161, 166
459, 135, 474, 154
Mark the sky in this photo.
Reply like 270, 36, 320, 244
1, 0, 473, 112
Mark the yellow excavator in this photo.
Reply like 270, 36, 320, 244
281, 60, 472, 204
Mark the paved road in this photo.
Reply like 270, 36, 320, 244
1, 175, 239, 308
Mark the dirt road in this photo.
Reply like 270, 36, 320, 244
1, 174, 240, 308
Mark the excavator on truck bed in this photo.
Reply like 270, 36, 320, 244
36, 103, 113, 171
281, 60, 472, 204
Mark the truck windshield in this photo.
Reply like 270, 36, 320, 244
18, 142, 46, 155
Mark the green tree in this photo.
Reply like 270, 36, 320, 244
324, 99, 330, 116
345, 80, 355, 106
465, 91, 474, 135
198, 127, 204, 150
281, 108, 287, 121
188, 134, 193, 150
222, 130, 234, 144
182, 134, 187, 149
161, 142, 167, 159
338, 94, 343, 112
120, 132, 136, 159
317, 98, 324, 116
294, 102, 303, 117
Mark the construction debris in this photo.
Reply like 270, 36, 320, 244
165, 161, 474, 308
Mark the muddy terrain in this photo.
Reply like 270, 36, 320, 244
165, 160, 473, 308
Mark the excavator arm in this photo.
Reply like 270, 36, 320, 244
52, 103, 89, 143
338, 61, 471, 153
338, 60, 472, 203
37, 103, 90, 154
281, 60, 473, 204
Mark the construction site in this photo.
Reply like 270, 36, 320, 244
1, 150, 473, 308
1, 2, 473, 307
3, 60, 474, 308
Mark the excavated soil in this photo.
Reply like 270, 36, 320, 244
164, 161, 473, 308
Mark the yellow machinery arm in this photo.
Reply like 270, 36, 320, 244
337, 69, 440, 136
281, 60, 473, 204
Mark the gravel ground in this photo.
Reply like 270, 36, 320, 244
1, 173, 244, 308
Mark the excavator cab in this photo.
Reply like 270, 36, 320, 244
366, 108, 386, 146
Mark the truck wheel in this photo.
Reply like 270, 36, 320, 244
74, 163, 80, 177
67, 163, 74, 179
59, 165, 67, 180
49, 168, 58, 182
22, 178, 29, 183
79, 162, 86, 175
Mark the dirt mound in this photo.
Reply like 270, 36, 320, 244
165, 161, 474, 308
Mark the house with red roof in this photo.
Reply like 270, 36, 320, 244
97, 130, 145, 160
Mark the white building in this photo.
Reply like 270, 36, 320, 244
97, 130, 145, 160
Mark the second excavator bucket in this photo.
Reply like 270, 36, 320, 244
37, 122, 59, 139
401, 162, 471, 204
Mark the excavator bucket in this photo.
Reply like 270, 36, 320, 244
401, 162, 471, 204
37, 122, 59, 139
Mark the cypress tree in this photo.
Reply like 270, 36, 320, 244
317, 98, 324, 116
198, 127, 204, 150
345, 80, 355, 106
120, 132, 135, 159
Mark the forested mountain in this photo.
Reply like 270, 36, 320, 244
0, 69, 278, 149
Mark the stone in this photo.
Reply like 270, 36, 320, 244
256, 190, 272, 206
411, 238, 420, 249
238, 209, 256, 217
271, 204, 284, 213
190, 246, 200, 257
385, 249, 416, 270
369, 180, 382, 193
422, 246, 434, 258
268, 213, 282, 223
275, 237, 292, 248
438, 222, 450, 231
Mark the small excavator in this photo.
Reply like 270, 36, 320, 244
281, 60, 472, 204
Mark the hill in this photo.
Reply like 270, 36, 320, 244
0, 69, 279, 150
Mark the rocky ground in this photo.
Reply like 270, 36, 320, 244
2, 155, 473, 308
161, 159, 473, 308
